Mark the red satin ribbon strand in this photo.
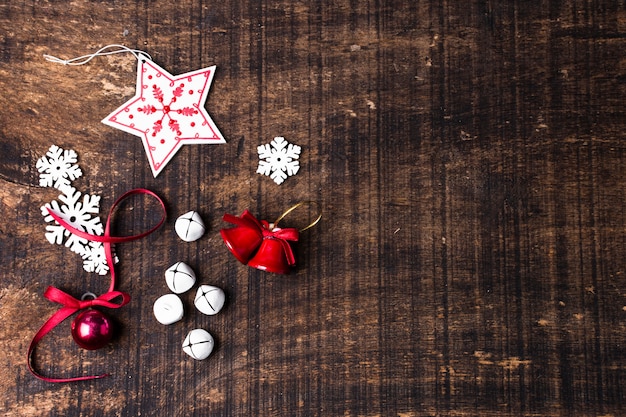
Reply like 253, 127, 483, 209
28, 310, 110, 383
44, 286, 131, 310
29, 188, 166, 383
46, 188, 167, 245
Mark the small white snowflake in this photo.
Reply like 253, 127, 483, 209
42, 188, 100, 254
257, 136, 301, 185
82, 241, 118, 276
36, 145, 82, 190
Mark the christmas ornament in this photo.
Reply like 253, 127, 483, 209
44, 45, 226, 177
182, 329, 214, 360
165, 261, 196, 294
36, 144, 82, 190
220, 202, 321, 274
257, 136, 301, 185
247, 234, 296, 274
175, 210, 206, 242
153, 294, 185, 325
71, 298, 115, 350
194, 285, 226, 316
28, 188, 167, 383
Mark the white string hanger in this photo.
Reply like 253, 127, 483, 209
43, 44, 152, 66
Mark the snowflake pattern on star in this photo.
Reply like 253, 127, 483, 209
36, 145, 83, 190
37, 145, 114, 275
257, 136, 301, 185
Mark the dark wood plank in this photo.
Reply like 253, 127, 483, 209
1, 0, 626, 416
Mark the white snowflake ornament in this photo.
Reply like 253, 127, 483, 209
41, 186, 104, 255
81, 241, 117, 276
257, 136, 301, 185
36, 145, 82, 190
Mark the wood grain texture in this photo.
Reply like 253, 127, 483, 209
1, 0, 626, 416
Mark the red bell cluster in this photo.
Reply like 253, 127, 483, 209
220, 210, 299, 274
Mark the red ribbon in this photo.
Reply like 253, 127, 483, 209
44, 286, 131, 311
28, 188, 166, 383
223, 210, 299, 266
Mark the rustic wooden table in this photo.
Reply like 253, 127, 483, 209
2, 1, 626, 416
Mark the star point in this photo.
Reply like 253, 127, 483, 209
102, 59, 225, 177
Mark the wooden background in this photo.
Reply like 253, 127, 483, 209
1, 1, 626, 416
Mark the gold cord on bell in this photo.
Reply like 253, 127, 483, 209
273, 201, 322, 232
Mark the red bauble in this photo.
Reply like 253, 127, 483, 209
71, 309, 114, 350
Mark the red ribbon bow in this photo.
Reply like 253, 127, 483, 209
222, 210, 299, 267
28, 188, 166, 383
44, 286, 131, 311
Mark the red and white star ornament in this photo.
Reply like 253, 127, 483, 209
102, 58, 225, 176
44, 45, 226, 177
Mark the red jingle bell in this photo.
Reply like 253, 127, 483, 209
247, 230, 296, 274
221, 203, 320, 274
71, 309, 115, 350
220, 223, 263, 264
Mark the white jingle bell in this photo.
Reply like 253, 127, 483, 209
182, 329, 214, 360
175, 211, 206, 242
153, 294, 184, 325
165, 262, 196, 294
194, 285, 226, 316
